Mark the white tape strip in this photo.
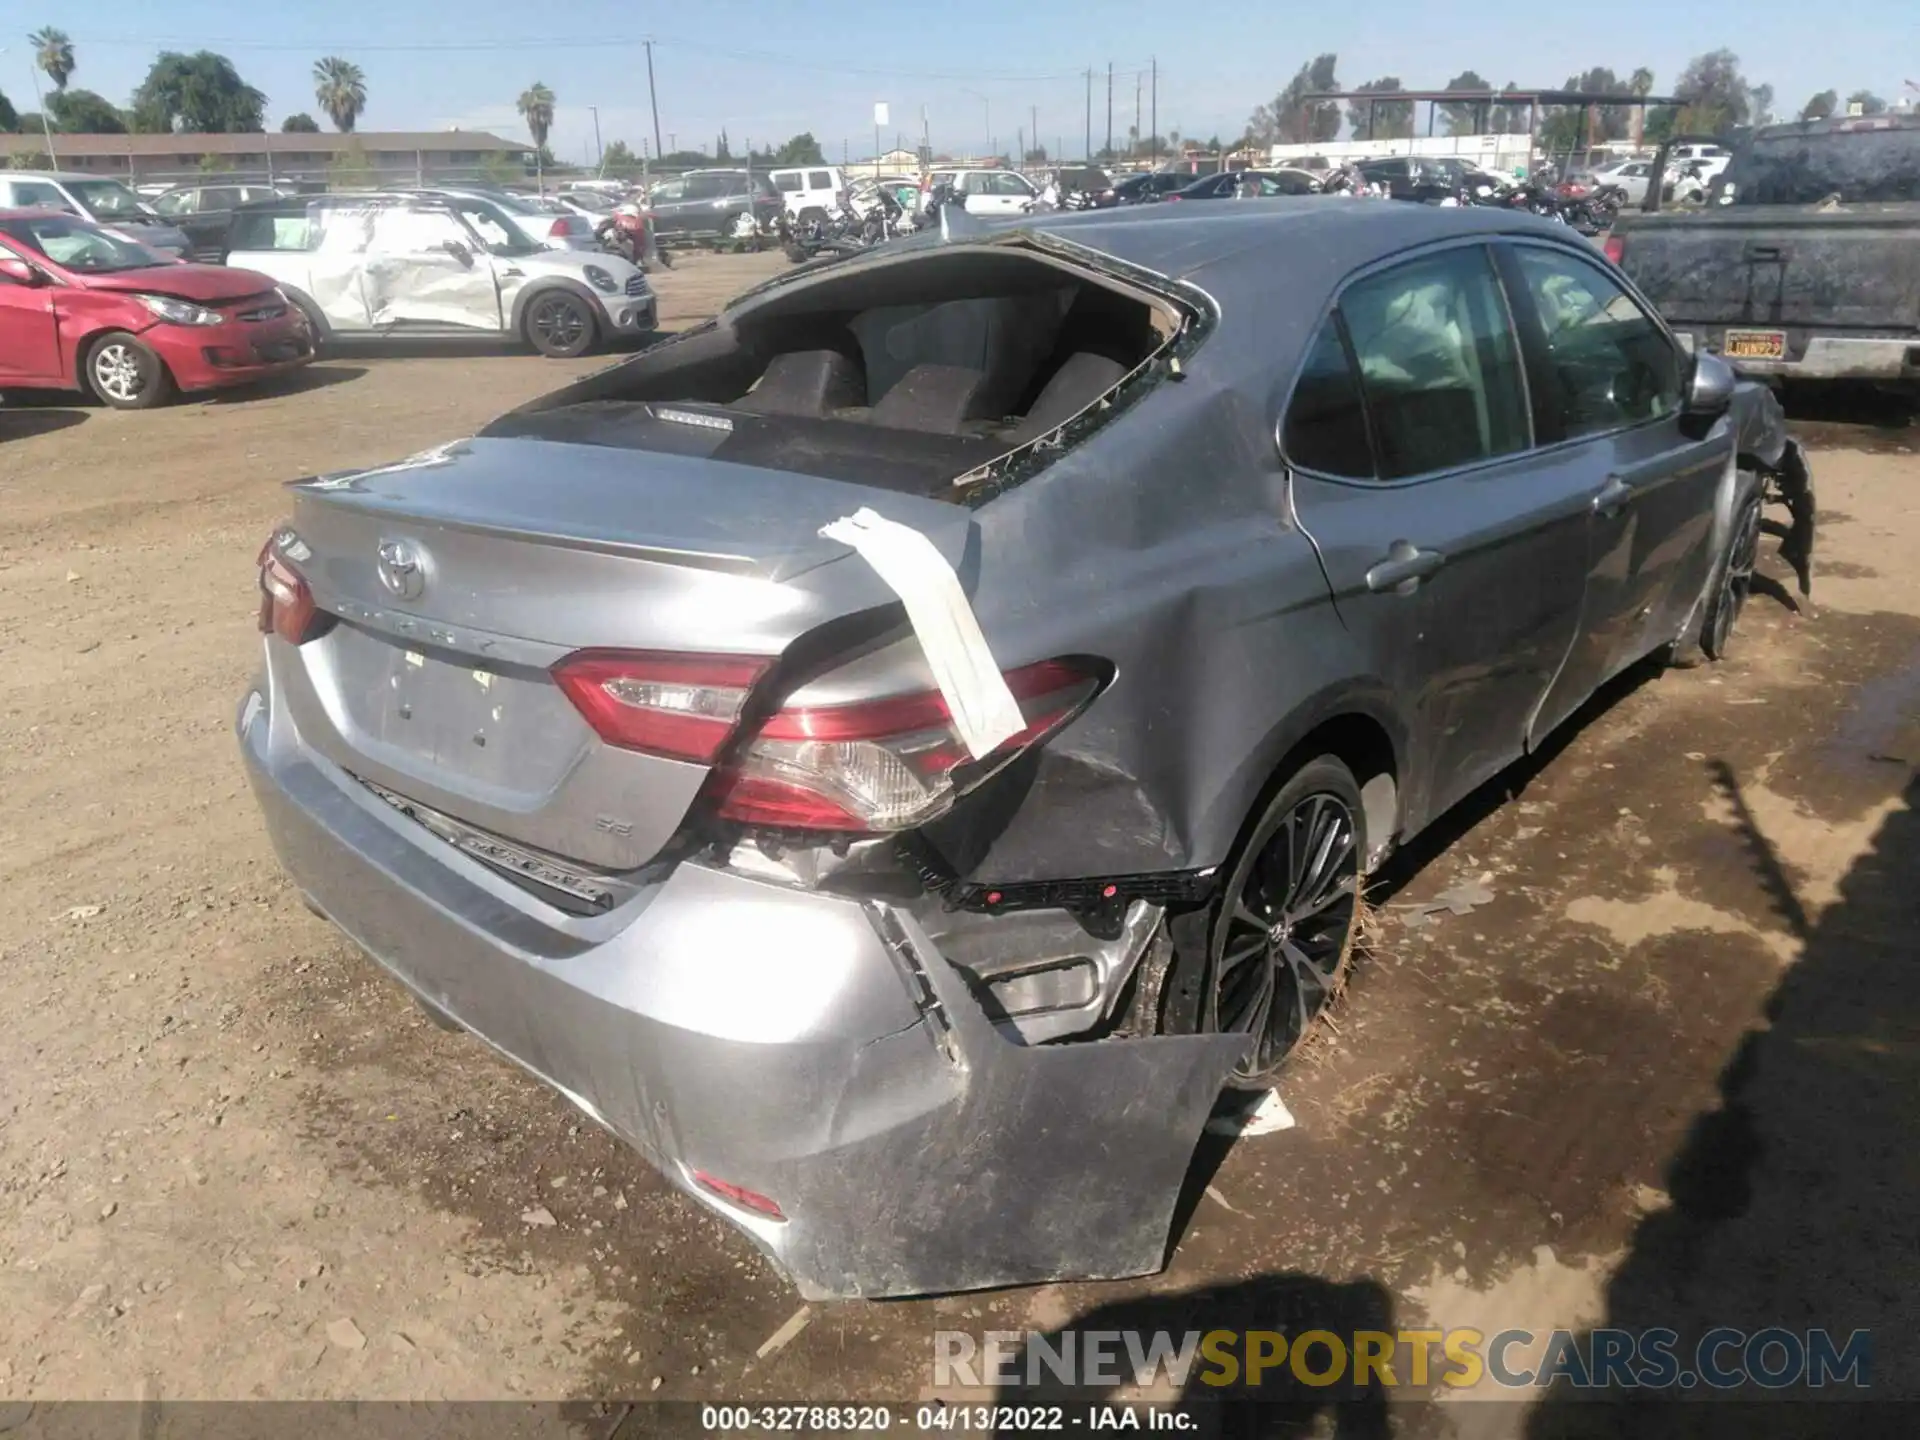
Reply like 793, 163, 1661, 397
819, 508, 1024, 760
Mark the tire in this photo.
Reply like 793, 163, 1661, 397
1162, 756, 1366, 1086
85, 332, 175, 410
289, 295, 330, 357
522, 289, 598, 359
797, 206, 828, 232
1702, 476, 1764, 660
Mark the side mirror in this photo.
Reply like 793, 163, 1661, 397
0, 256, 42, 286
1685, 351, 1737, 417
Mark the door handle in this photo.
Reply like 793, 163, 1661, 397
1593, 475, 1635, 518
1365, 541, 1446, 594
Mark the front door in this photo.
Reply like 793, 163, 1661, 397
0, 247, 61, 380
1283, 243, 1598, 832
362, 206, 500, 331
1498, 240, 1732, 741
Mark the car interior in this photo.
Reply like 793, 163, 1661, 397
486, 246, 1186, 495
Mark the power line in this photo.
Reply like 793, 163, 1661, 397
70, 29, 1149, 85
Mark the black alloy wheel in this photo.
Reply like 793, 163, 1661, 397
1199, 757, 1365, 1085
525, 291, 596, 359
1703, 488, 1763, 660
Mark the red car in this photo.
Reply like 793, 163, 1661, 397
0, 207, 313, 410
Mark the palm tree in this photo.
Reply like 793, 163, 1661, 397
312, 56, 367, 133
518, 82, 556, 184
31, 27, 75, 91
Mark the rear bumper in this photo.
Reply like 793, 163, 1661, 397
237, 671, 1243, 1299
1675, 329, 1920, 383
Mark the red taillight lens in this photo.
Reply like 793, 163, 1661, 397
689, 1168, 785, 1220
709, 658, 1103, 834
552, 651, 773, 763
256, 536, 318, 645
1603, 235, 1626, 265
548, 216, 578, 238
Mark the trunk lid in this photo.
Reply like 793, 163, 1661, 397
274, 436, 974, 875
1617, 203, 1920, 334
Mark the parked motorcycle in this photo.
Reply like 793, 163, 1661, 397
596, 201, 672, 271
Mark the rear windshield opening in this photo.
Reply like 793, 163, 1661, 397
486, 244, 1186, 498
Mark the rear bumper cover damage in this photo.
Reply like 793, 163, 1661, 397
238, 677, 1245, 1299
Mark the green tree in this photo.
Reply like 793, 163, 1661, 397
1024, 145, 1048, 163
599, 138, 638, 177
132, 52, 267, 133
771, 132, 825, 165
313, 57, 367, 133
517, 82, 555, 162
197, 151, 234, 174
328, 138, 377, 189
1489, 81, 1527, 135
282, 112, 320, 132
1247, 53, 1340, 145
30, 27, 75, 91
1846, 90, 1888, 116
46, 88, 126, 133
715, 128, 732, 161
1800, 89, 1838, 121
1438, 70, 1492, 136
0, 89, 17, 132
1669, 49, 1754, 135
1347, 78, 1412, 140
479, 150, 526, 185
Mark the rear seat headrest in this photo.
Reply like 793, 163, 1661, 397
870, 364, 991, 435
735, 350, 865, 418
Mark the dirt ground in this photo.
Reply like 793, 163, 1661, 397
3, 251, 1917, 1433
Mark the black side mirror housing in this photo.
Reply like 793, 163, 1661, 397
1685, 351, 1737, 417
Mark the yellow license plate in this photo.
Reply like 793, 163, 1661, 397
1723, 329, 1787, 359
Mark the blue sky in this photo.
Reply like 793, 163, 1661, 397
13, 0, 1914, 162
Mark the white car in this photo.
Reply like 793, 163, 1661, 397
1593, 158, 1655, 205
0, 172, 190, 257
767, 165, 846, 224
396, 188, 600, 251
923, 168, 1044, 216
225, 192, 655, 357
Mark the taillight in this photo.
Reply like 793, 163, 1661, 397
548, 216, 579, 238
709, 657, 1103, 833
1603, 235, 1626, 265
256, 533, 319, 644
689, 1168, 785, 1220
552, 651, 772, 763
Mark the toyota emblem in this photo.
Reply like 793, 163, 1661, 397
376, 539, 427, 601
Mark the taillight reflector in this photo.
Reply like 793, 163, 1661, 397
689, 1168, 786, 1220
256, 536, 319, 645
552, 650, 772, 763
1603, 235, 1626, 265
548, 216, 579, 237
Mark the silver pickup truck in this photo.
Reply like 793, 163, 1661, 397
1608, 115, 1920, 393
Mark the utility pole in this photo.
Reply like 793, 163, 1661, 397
1150, 57, 1158, 167
1084, 68, 1093, 161
1018, 125, 1025, 167
643, 40, 663, 161
1106, 62, 1112, 160
1030, 105, 1037, 161
589, 105, 603, 170
1135, 71, 1142, 158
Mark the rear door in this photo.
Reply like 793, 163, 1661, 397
1284, 242, 1598, 832
1498, 239, 1728, 736
363, 204, 500, 331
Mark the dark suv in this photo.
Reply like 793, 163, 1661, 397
645, 169, 784, 244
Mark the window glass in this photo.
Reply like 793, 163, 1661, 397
368, 206, 469, 255
684, 174, 727, 200
808, 169, 832, 189
771, 171, 802, 192
11, 181, 71, 211
153, 190, 196, 215
1511, 245, 1681, 437
1283, 317, 1374, 478
454, 203, 520, 254
648, 180, 686, 205
1341, 246, 1531, 479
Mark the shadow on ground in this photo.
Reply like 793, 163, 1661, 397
1516, 768, 1920, 1436
203, 364, 369, 403
0, 405, 87, 441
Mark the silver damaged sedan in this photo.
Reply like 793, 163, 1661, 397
239, 200, 1814, 1298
